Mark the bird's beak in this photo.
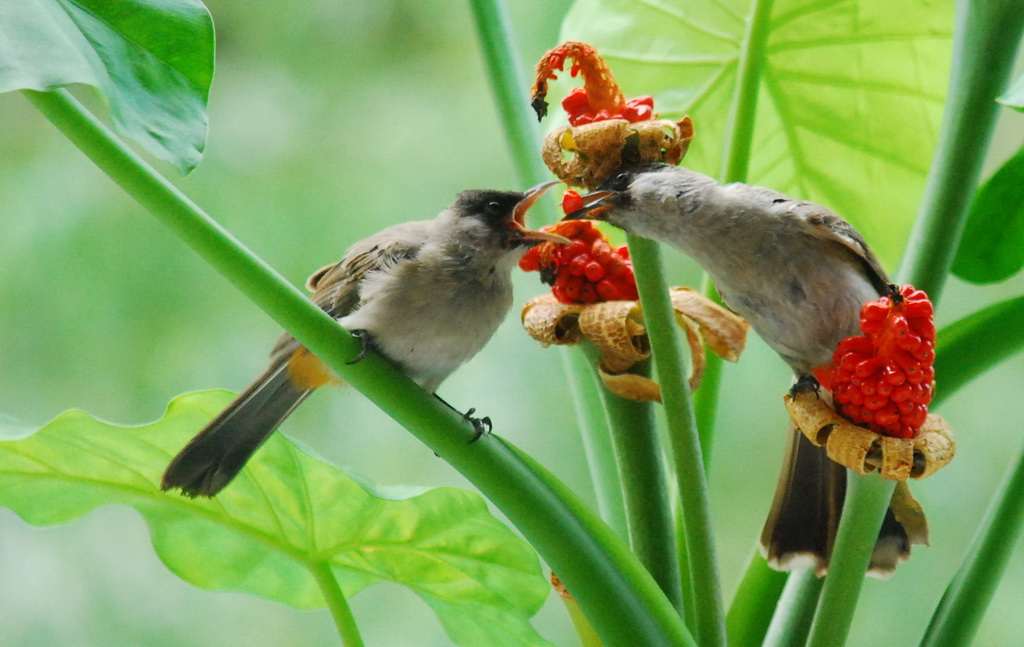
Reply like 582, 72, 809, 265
511, 180, 572, 244
562, 189, 620, 221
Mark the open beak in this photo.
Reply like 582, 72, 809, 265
562, 189, 620, 221
511, 180, 572, 244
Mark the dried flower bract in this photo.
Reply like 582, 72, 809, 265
784, 389, 955, 480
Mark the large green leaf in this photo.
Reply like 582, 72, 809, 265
559, 0, 953, 266
0, 0, 214, 173
0, 391, 551, 647
952, 146, 1024, 283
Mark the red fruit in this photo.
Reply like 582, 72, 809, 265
855, 357, 882, 378
561, 190, 585, 215
826, 285, 936, 438
518, 218, 639, 305
596, 280, 620, 300
568, 255, 589, 277
584, 261, 605, 282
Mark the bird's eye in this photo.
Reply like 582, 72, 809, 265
487, 201, 501, 212
611, 172, 630, 190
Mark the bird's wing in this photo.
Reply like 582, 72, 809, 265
737, 183, 892, 294
270, 221, 429, 357
791, 204, 891, 293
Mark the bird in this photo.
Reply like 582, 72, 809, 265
162, 180, 564, 498
570, 163, 923, 575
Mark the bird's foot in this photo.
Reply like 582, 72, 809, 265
789, 374, 821, 399
347, 329, 375, 365
462, 408, 492, 444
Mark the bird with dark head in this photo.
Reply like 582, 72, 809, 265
570, 163, 921, 575
162, 181, 565, 498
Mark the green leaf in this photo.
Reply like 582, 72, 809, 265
0, 0, 215, 173
951, 146, 1024, 283
0, 391, 551, 647
933, 295, 1024, 406
997, 72, 1024, 111
559, 0, 953, 265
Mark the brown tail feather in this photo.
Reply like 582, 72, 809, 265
760, 427, 926, 576
162, 362, 313, 497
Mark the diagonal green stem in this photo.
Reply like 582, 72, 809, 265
718, 0, 778, 183
309, 561, 364, 647
763, 569, 823, 647
692, 279, 724, 468
806, 475, 896, 647
23, 87, 693, 647
697, 0, 777, 466
726, 550, 788, 647
920, 439, 1024, 647
467, 0, 549, 188
932, 295, 1024, 407
897, 0, 1024, 299
582, 346, 683, 612
560, 347, 629, 540
628, 234, 725, 647
807, 1, 1024, 643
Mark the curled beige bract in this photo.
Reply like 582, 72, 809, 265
785, 389, 955, 480
522, 289, 749, 402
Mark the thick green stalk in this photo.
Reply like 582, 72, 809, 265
697, 0, 777, 464
467, 0, 549, 188
583, 346, 683, 612
628, 235, 725, 647
897, 0, 1024, 299
561, 347, 629, 540
920, 441, 1024, 647
692, 279, 724, 467
763, 569, 823, 647
24, 88, 693, 647
932, 295, 1024, 407
806, 475, 896, 647
309, 561, 364, 647
726, 551, 788, 647
807, 1, 1024, 642
718, 0, 777, 183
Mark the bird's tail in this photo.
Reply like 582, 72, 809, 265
760, 427, 929, 576
162, 360, 313, 497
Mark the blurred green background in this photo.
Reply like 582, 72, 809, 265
1, 1, 1023, 645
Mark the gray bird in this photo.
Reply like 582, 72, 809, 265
572, 163, 924, 575
163, 181, 564, 497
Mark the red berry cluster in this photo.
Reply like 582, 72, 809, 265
826, 285, 936, 439
518, 192, 639, 304
561, 88, 654, 126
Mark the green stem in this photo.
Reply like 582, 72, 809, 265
699, 0, 776, 464
561, 347, 629, 540
726, 550, 788, 647
932, 295, 1024, 407
24, 88, 693, 647
805, 475, 896, 647
920, 441, 1024, 647
467, 0, 549, 188
628, 235, 726, 647
718, 0, 778, 183
897, 0, 1024, 299
806, 2, 1024, 643
309, 561, 364, 647
763, 569, 823, 647
583, 346, 684, 612
558, 591, 606, 647
692, 279, 724, 468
